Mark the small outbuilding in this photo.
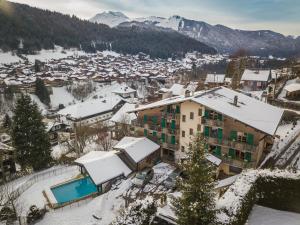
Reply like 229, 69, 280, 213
284, 83, 300, 100
75, 151, 132, 193
114, 137, 161, 171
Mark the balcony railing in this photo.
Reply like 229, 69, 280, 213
205, 136, 257, 152
202, 117, 224, 127
162, 142, 179, 151
221, 157, 256, 169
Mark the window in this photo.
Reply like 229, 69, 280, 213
198, 108, 202, 116
189, 128, 193, 135
197, 124, 201, 131
190, 112, 194, 120
181, 146, 185, 152
182, 130, 185, 137
182, 115, 186, 122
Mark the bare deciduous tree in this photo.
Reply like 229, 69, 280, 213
95, 121, 112, 151
66, 123, 94, 157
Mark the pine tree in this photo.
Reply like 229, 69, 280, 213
2, 113, 12, 129
35, 78, 50, 106
11, 94, 52, 171
173, 134, 217, 225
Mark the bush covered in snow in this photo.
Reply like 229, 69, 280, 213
217, 169, 300, 225
111, 196, 157, 225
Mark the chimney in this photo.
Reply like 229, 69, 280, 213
185, 90, 191, 97
234, 95, 238, 106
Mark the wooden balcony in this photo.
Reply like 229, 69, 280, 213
162, 142, 179, 151
205, 136, 257, 152
201, 117, 224, 127
221, 157, 256, 169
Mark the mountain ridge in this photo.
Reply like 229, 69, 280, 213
90, 12, 300, 57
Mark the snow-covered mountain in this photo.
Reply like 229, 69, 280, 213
90, 12, 300, 56
89, 11, 129, 27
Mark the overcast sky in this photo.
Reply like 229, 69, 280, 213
10, 0, 300, 36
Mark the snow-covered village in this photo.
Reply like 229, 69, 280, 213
1, 1, 300, 225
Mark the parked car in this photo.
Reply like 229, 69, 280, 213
163, 168, 184, 190
132, 168, 154, 187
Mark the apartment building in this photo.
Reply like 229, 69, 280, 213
131, 87, 284, 175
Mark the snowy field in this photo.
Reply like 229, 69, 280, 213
50, 86, 78, 108
0, 51, 23, 64
247, 205, 300, 225
25, 46, 86, 63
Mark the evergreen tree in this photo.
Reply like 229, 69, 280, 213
35, 78, 50, 106
2, 113, 12, 129
173, 134, 217, 225
11, 94, 52, 171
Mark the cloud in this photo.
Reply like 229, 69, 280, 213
9, 0, 300, 35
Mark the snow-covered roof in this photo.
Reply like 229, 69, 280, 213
58, 96, 123, 120
205, 74, 225, 84
215, 174, 239, 189
284, 83, 300, 93
169, 84, 185, 96
114, 137, 160, 163
241, 69, 271, 82
110, 103, 137, 124
75, 151, 131, 185
193, 87, 284, 135
205, 153, 222, 166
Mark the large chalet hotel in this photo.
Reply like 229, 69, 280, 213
130, 87, 284, 175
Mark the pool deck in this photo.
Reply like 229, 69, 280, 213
44, 175, 99, 209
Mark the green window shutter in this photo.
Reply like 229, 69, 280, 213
171, 135, 176, 144
152, 116, 157, 124
246, 133, 254, 145
230, 130, 237, 141
161, 118, 166, 128
144, 129, 148, 136
217, 114, 223, 121
176, 105, 180, 114
161, 133, 166, 143
218, 128, 223, 140
245, 152, 252, 162
171, 120, 176, 129
204, 110, 209, 118
143, 115, 148, 123
153, 131, 157, 137
214, 146, 221, 157
204, 126, 210, 137
228, 148, 235, 158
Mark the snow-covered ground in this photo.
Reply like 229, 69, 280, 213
247, 205, 300, 225
50, 86, 78, 108
260, 121, 300, 167
5, 162, 174, 225
275, 135, 300, 168
29, 94, 48, 115
0, 51, 23, 64
16, 168, 79, 215
25, 46, 86, 63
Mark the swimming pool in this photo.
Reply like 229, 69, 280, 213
51, 176, 98, 204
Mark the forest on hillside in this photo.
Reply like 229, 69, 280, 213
0, 0, 216, 58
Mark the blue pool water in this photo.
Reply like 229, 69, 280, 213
51, 176, 98, 204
